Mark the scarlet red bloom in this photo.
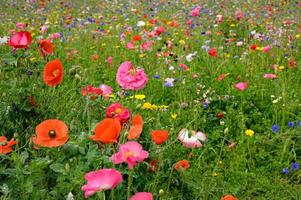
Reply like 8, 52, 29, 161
32, 119, 69, 148
39, 39, 54, 57
250, 44, 257, 50
0, 136, 16, 154
132, 35, 142, 42
208, 48, 218, 57
174, 160, 190, 171
90, 118, 121, 144
127, 114, 143, 140
151, 130, 169, 145
43, 59, 63, 87
221, 194, 238, 200
8, 31, 32, 49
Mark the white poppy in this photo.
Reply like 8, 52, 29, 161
178, 128, 206, 148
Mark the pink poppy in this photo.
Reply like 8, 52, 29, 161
141, 41, 153, 51
235, 10, 244, 20
191, 6, 201, 17
126, 41, 135, 49
116, 61, 148, 90
130, 192, 153, 200
155, 26, 165, 35
16, 22, 26, 30
110, 141, 149, 169
263, 73, 277, 79
262, 45, 271, 53
178, 128, 207, 148
186, 19, 193, 25
235, 81, 248, 91
50, 33, 61, 39
81, 168, 123, 198
41, 25, 48, 34
8, 31, 32, 49
106, 56, 113, 64
106, 103, 130, 124
99, 84, 112, 98
179, 63, 189, 71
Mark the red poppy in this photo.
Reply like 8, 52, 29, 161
132, 35, 142, 42
208, 48, 218, 57
90, 118, 121, 144
0, 136, 16, 154
221, 194, 238, 200
8, 31, 32, 49
39, 39, 54, 57
127, 114, 143, 140
149, 160, 158, 172
32, 119, 69, 148
250, 44, 257, 50
151, 130, 169, 145
43, 59, 63, 87
174, 160, 190, 171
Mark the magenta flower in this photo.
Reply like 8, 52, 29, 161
235, 81, 248, 91
116, 61, 148, 90
262, 45, 271, 53
106, 102, 130, 123
263, 73, 277, 79
106, 56, 113, 64
16, 22, 26, 30
81, 168, 123, 198
130, 192, 153, 200
110, 141, 149, 169
126, 41, 134, 49
191, 6, 201, 17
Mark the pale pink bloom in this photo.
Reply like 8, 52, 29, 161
50, 33, 61, 39
141, 41, 153, 50
262, 45, 271, 53
130, 192, 153, 200
216, 14, 224, 23
235, 81, 248, 91
110, 141, 149, 169
16, 22, 26, 30
41, 25, 48, 34
186, 19, 193, 25
263, 73, 277, 79
99, 84, 112, 98
106, 56, 113, 64
126, 41, 134, 49
116, 61, 148, 90
106, 102, 130, 123
191, 6, 201, 17
81, 168, 123, 198
147, 31, 156, 38
235, 10, 244, 20
178, 128, 206, 148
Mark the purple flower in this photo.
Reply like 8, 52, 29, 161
291, 162, 299, 171
288, 121, 295, 128
272, 124, 279, 133
282, 168, 289, 174
153, 74, 160, 79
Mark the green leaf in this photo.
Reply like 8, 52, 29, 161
20, 151, 29, 164
49, 163, 65, 174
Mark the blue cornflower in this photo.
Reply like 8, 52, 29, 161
203, 103, 209, 109
272, 124, 279, 133
288, 121, 295, 128
282, 168, 289, 174
153, 74, 160, 79
164, 82, 173, 87
298, 122, 301, 127
291, 162, 299, 171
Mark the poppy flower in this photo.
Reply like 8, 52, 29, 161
90, 118, 121, 144
250, 44, 257, 50
149, 160, 158, 172
178, 128, 206, 148
16, 22, 27, 29
208, 48, 218, 57
235, 10, 244, 20
130, 192, 153, 200
43, 59, 63, 87
126, 41, 135, 49
191, 6, 201, 17
221, 194, 238, 200
82, 168, 123, 198
106, 56, 113, 64
99, 84, 112, 98
235, 81, 248, 91
116, 61, 148, 90
0, 136, 16, 154
151, 130, 169, 145
39, 39, 54, 57
32, 119, 69, 148
8, 31, 32, 49
132, 35, 142, 42
127, 114, 143, 140
174, 160, 190, 171
155, 26, 165, 35
263, 73, 277, 79
110, 141, 149, 169
106, 103, 131, 124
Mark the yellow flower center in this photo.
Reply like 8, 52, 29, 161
128, 68, 136, 76
124, 151, 135, 158
115, 108, 122, 114
52, 69, 60, 77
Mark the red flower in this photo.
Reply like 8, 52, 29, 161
0, 136, 16, 154
8, 31, 32, 49
221, 194, 238, 200
132, 35, 142, 42
151, 130, 169, 145
149, 160, 158, 172
174, 160, 190, 171
208, 48, 218, 57
127, 114, 143, 140
106, 103, 131, 124
90, 118, 121, 144
250, 44, 257, 50
43, 59, 63, 87
39, 39, 54, 57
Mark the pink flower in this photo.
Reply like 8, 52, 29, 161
186, 19, 193, 25
16, 22, 26, 30
235, 81, 248, 91
106, 103, 130, 124
262, 45, 271, 53
216, 14, 224, 23
106, 56, 113, 64
235, 10, 244, 20
263, 73, 277, 79
155, 26, 165, 35
99, 84, 112, 98
130, 192, 153, 200
178, 128, 207, 148
116, 61, 148, 90
191, 6, 201, 17
141, 41, 153, 51
179, 63, 189, 71
81, 168, 123, 198
41, 25, 48, 34
50, 33, 61, 39
8, 31, 32, 49
110, 141, 149, 169
126, 41, 135, 49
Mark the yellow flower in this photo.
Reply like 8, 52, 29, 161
141, 102, 157, 110
212, 172, 218, 177
179, 40, 185, 45
278, 66, 285, 70
230, 24, 235, 27
130, 94, 146, 100
139, 54, 145, 58
296, 34, 300, 39
245, 129, 254, 137
171, 113, 177, 119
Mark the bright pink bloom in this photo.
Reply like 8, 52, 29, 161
191, 6, 201, 17
116, 61, 148, 90
106, 103, 130, 123
110, 141, 149, 169
50, 33, 61, 39
81, 168, 123, 198
235, 81, 248, 91
179, 63, 189, 71
178, 128, 207, 148
216, 14, 224, 23
155, 26, 165, 35
16, 22, 26, 30
263, 73, 277, 79
8, 31, 32, 49
141, 41, 153, 50
262, 45, 271, 53
235, 10, 244, 20
208, 48, 218, 57
99, 84, 112, 98
126, 41, 135, 49
130, 192, 153, 200
106, 56, 113, 64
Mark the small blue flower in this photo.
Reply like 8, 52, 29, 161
282, 168, 289, 174
203, 103, 209, 109
288, 121, 295, 128
153, 74, 160, 79
291, 162, 299, 171
298, 122, 301, 128
272, 124, 279, 133
164, 82, 173, 87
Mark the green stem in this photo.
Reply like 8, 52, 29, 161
127, 170, 134, 199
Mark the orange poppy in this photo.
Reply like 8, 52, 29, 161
132, 35, 142, 42
90, 118, 121, 144
0, 136, 16, 154
32, 119, 69, 148
39, 39, 54, 57
127, 114, 143, 140
174, 160, 190, 171
221, 195, 238, 200
151, 130, 169, 145
43, 59, 63, 87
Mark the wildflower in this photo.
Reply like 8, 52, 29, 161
174, 160, 190, 171
221, 194, 238, 200
8, 31, 32, 49
191, 6, 201, 17
263, 73, 277, 79
153, 74, 160, 79
235, 10, 244, 20
91, 54, 99, 61
106, 56, 113, 64
16, 22, 26, 29
149, 160, 158, 172
129, 94, 146, 100
43, 59, 63, 87
178, 128, 206, 148
155, 26, 165, 35
0, 136, 16, 154
235, 82, 248, 91
250, 44, 257, 50
179, 63, 189, 71
81, 169, 122, 198
272, 124, 279, 133
282, 168, 289, 174
151, 130, 169, 145
128, 114, 143, 140
262, 45, 271, 53
171, 113, 177, 119
110, 141, 149, 169
288, 121, 295, 128
116, 61, 148, 90
130, 192, 153, 200
99, 84, 112, 98
298, 122, 301, 127
245, 129, 254, 137
90, 118, 121, 144
137, 21, 146, 27
208, 48, 218, 57
216, 14, 224, 23
32, 119, 69, 148
132, 35, 142, 42
291, 162, 299, 171
38, 39, 54, 57
126, 41, 135, 49
106, 103, 130, 124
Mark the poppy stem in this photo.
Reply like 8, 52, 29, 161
127, 170, 134, 199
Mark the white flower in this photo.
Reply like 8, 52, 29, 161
137, 21, 145, 27
236, 41, 243, 46
178, 128, 206, 148
186, 51, 197, 62
0, 36, 9, 44
66, 192, 74, 200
